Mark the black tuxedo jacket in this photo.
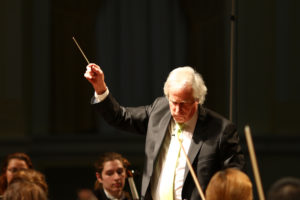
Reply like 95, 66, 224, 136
94, 189, 131, 200
93, 93, 245, 200
94, 189, 110, 200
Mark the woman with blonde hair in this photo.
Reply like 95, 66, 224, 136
205, 168, 253, 200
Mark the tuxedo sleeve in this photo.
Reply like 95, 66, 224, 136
92, 93, 160, 135
219, 123, 246, 170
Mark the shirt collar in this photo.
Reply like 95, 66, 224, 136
104, 189, 126, 200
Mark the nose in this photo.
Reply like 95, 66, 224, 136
174, 104, 182, 113
113, 172, 121, 180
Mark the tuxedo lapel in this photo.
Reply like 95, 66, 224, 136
152, 110, 172, 160
183, 107, 207, 182
141, 98, 172, 197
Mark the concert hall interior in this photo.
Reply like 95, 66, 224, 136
0, 0, 299, 199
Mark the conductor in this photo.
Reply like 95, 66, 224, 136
84, 64, 245, 200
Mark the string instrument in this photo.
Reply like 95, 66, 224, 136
126, 169, 139, 200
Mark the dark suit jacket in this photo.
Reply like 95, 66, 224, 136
94, 189, 110, 200
94, 189, 131, 200
93, 93, 245, 200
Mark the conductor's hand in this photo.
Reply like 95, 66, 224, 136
84, 63, 107, 95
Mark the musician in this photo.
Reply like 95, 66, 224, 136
3, 169, 48, 200
3, 180, 47, 200
0, 152, 33, 195
205, 168, 253, 200
94, 152, 132, 200
267, 177, 300, 200
85, 64, 245, 200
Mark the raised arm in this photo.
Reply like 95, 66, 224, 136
84, 63, 107, 95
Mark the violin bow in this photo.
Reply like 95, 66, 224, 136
244, 125, 265, 200
179, 141, 206, 200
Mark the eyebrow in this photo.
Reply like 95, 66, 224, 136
169, 99, 195, 104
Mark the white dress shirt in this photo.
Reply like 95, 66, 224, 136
151, 113, 198, 200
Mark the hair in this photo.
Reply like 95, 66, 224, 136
163, 66, 207, 105
205, 168, 253, 200
3, 180, 47, 200
94, 152, 130, 191
267, 177, 300, 200
0, 152, 33, 195
77, 188, 98, 200
9, 169, 48, 195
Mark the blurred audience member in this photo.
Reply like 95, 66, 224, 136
205, 168, 253, 200
77, 188, 97, 200
267, 177, 300, 200
94, 152, 132, 200
0, 152, 33, 195
3, 180, 47, 200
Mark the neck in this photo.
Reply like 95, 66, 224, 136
104, 189, 123, 199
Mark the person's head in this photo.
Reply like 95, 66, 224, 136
267, 177, 300, 200
0, 152, 33, 194
77, 188, 97, 200
164, 66, 207, 123
94, 152, 130, 198
3, 180, 47, 200
206, 168, 253, 200
10, 169, 48, 195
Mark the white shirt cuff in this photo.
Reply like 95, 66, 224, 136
94, 88, 109, 103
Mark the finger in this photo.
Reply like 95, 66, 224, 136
87, 63, 95, 68
84, 71, 95, 80
84, 72, 91, 80
86, 65, 92, 71
86, 67, 92, 74
90, 63, 102, 73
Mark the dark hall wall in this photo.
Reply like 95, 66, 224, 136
0, 0, 300, 199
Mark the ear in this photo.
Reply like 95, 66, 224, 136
96, 172, 103, 183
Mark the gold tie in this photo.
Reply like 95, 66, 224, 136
160, 122, 183, 200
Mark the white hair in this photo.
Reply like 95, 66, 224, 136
163, 66, 207, 105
